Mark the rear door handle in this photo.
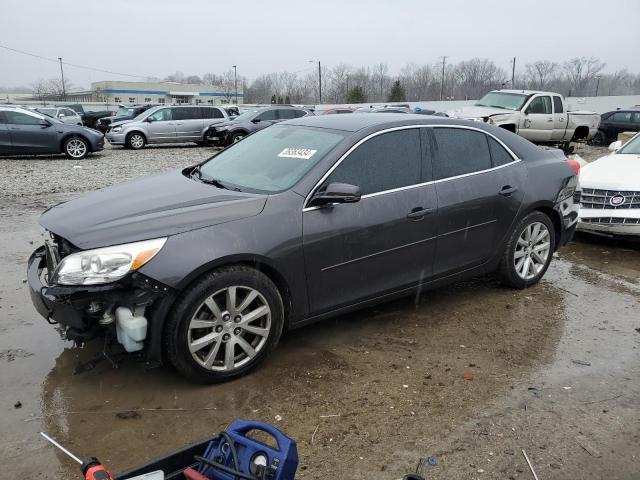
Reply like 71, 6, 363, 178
407, 207, 433, 220
499, 185, 518, 196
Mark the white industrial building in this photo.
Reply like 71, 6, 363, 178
90, 80, 243, 105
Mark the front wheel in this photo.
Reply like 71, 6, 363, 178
63, 136, 89, 159
164, 266, 284, 383
126, 132, 146, 150
229, 132, 245, 144
591, 130, 607, 146
497, 212, 556, 289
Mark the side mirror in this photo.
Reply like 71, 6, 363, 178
608, 140, 622, 152
251, 118, 261, 123
310, 182, 361, 207
523, 108, 530, 115
145, 116, 155, 123
39, 119, 50, 127
58, 114, 65, 118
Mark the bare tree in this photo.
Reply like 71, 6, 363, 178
164, 71, 186, 83
454, 58, 507, 100
525, 61, 560, 90
185, 75, 202, 84
563, 57, 606, 96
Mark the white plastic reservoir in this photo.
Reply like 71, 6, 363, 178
115, 306, 148, 352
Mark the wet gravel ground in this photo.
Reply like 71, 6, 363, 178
1, 142, 638, 480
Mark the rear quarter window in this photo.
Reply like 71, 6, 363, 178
488, 137, 514, 167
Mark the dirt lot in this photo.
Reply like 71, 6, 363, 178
0, 143, 638, 480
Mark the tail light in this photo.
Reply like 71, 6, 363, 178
566, 158, 581, 175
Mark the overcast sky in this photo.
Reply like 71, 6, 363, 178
1, 0, 639, 89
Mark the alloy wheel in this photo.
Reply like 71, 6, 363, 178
66, 139, 87, 158
188, 286, 271, 371
233, 134, 244, 143
514, 221, 551, 280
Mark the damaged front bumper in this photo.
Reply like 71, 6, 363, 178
27, 246, 170, 345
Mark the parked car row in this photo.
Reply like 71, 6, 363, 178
34, 106, 84, 126
591, 109, 640, 145
28, 113, 579, 382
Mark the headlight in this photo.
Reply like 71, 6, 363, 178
51, 237, 167, 285
112, 126, 122, 133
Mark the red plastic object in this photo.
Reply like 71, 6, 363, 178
567, 158, 581, 175
463, 372, 474, 381
183, 467, 209, 480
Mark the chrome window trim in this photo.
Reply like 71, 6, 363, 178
302, 124, 521, 212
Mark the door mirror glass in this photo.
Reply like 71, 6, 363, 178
609, 140, 622, 152
146, 116, 155, 122
251, 118, 261, 123
58, 113, 65, 118
310, 182, 361, 207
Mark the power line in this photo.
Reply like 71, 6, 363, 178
0, 43, 149, 79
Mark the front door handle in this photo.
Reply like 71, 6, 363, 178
499, 185, 518, 196
407, 207, 433, 220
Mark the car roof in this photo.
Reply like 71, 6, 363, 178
283, 112, 468, 132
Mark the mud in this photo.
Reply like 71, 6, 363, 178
0, 144, 638, 480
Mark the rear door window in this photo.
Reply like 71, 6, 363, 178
611, 111, 632, 123
0, 111, 6, 123
277, 109, 298, 120
326, 129, 422, 195
173, 107, 199, 120
257, 109, 278, 121
553, 97, 564, 114
432, 128, 492, 179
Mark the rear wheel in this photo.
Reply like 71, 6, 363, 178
127, 132, 146, 150
591, 130, 607, 146
497, 212, 556, 289
230, 132, 245, 144
164, 266, 284, 383
63, 137, 89, 159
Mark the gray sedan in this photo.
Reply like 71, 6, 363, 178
28, 114, 578, 382
0, 106, 104, 159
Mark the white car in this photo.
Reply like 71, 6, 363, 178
577, 132, 640, 237
34, 107, 83, 126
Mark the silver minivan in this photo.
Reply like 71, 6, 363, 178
106, 105, 229, 149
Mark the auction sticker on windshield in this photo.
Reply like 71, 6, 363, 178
278, 148, 317, 159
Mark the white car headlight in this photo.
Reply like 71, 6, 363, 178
51, 238, 167, 285
112, 126, 122, 133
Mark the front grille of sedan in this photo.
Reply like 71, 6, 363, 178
581, 217, 640, 225
580, 188, 640, 209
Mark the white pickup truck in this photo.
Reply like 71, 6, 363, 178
448, 90, 600, 148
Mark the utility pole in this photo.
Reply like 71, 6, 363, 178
232, 65, 238, 104
58, 57, 66, 101
595, 75, 601, 97
511, 57, 516, 88
309, 60, 322, 104
439, 56, 447, 101
346, 74, 349, 102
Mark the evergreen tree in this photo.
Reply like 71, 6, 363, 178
387, 80, 406, 102
284, 95, 291, 104
277, 96, 284, 104
270, 94, 276, 104
346, 85, 367, 103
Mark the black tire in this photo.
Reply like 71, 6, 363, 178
229, 131, 246, 144
63, 136, 89, 160
592, 130, 607, 146
497, 211, 556, 289
126, 132, 146, 150
164, 266, 284, 383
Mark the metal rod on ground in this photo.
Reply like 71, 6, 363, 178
40, 432, 82, 464
522, 449, 539, 480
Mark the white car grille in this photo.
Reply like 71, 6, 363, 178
581, 217, 640, 225
580, 188, 640, 209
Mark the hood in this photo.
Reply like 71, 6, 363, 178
40, 169, 267, 249
579, 153, 640, 190
109, 119, 134, 128
448, 105, 515, 119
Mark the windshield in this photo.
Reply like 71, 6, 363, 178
618, 134, 640, 155
231, 109, 262, 122
476, 92, 529, 111
116, 107, 135, 117
199, 125, 346, 193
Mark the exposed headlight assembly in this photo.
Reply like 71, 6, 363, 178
112, 126, 122, 133
51, 238, 167, 285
